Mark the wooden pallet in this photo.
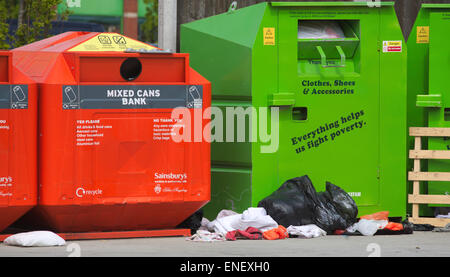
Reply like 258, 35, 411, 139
408, 127, 450, 227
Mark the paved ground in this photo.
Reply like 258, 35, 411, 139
0, 231, 449, 257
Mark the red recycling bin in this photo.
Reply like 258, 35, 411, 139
0, 51, 37, 232
12, 32, 210, 232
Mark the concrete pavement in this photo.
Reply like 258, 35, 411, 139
0, 231, 449, 257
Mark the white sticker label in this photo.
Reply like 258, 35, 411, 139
348, 192, 362, 197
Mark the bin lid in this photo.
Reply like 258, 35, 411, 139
68, 33, 158, 52
14, 32, 159, 54
12, 32, 179, 84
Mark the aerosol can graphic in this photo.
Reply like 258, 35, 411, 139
12, 86, 26, 102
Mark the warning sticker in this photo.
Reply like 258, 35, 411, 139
263, 28, 275, 46
68, 33, 158, 52
417, 26, 430, 44
382, 41, 402, 53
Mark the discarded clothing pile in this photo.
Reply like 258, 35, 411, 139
210, 207, 279, 235
258, 175, 358, 234
187, 206, 327, 242
186, 175, 422, 242
335, 211, 413, 236
225, 227, 263, 241
263, 225, 289, 240
287, 225, 328, 239
186, 175, 358, 241
186, 230, 226, 242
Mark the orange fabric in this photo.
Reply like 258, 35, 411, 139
263, 225, 288, 240
334, 230, 345, 235
360, 211, 389, 221
384, 222, 403, 231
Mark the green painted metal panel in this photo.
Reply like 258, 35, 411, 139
181, 3, 268, 218
427, 11, 450, 202
406, 7, 431, 216
378, 6, 408, 218
182, 2, 407, 220
407, 5, 450, 211
209, 168, 252, 220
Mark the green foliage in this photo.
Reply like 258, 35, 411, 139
0, 1, 10, 49
140, 0, 158, 43
0, 0, 71, 49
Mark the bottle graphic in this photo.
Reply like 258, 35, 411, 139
12, 86, 26, 102
64, 86, 77, 103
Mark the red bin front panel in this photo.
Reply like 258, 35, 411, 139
0, 52, 37, 232
38, 82, 210, 232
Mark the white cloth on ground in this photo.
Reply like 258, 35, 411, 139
186, 230, 225, 242
287, 225, 327, 239
212, 207, 279, 235
3, 231, 66, 247
206, 209, 238, 232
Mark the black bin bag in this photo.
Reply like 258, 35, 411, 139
257, 175, 358, 234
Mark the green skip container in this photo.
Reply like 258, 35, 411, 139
408, 4, 450, 212
181, 1, 407, 220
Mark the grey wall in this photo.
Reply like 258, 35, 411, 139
176, 0, 450, 51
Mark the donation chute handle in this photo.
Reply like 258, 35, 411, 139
316, 45, 347, 68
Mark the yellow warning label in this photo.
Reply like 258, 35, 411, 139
68, 33, 157, 52
417, 26, 430, 44
263, 28, 275, 46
